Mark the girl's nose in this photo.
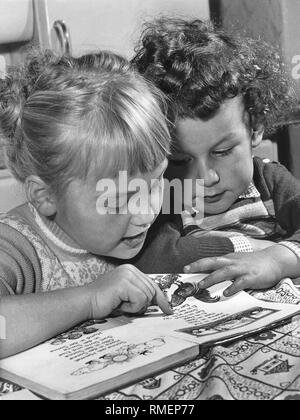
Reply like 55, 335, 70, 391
134, 210, 156, 226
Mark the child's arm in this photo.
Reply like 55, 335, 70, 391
184, 160, 300, 295
132, 214, 235, 273
0, 265, 172, 358
184, 244, 300, 296
262, 160, 300, 256
0, 285, 91, 358
187, 229, 275, 251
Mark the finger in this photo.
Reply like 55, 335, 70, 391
184, 256, 232, 274
120, 284, 151, 313
110, 309, 123, 317
125, 272, 155, 304
223, 276, 252, 297
151, 282, 173, 315
123, 267, 172, 315
137, 273, 157, 297
123, 266, 156, 302
136, 305, 149, 316
197, 265, 243, 289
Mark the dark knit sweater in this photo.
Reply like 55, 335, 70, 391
134, 157, 300, 273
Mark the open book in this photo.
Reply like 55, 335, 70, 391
1, 274, 299, 400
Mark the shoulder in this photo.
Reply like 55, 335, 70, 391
253, 156, 300, 195
253, 156, 292, 178
0, 210, 42, 295
0, 216, 35, 250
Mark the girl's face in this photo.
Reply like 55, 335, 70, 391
54, 159, 168, 259
168, 96, 263, 215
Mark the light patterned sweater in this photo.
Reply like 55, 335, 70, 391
0, 204, 235, 296
0, 204, 115, 296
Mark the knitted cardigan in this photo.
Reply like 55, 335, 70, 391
0, 205, 115, 296
134, 157, 300, 272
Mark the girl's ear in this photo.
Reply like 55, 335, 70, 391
251, 125, 264, 148
25, 176, 57, 217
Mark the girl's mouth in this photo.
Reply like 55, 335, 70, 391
122, 230, 148, 248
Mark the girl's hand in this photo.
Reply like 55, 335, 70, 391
184, 250, 283, 296
86, 264, 173, 319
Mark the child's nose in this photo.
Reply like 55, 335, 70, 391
203, 169, 220, 187
196, 162, 220, 187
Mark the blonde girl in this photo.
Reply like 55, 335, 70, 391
0, 50, 172, 358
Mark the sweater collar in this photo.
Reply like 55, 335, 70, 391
28, 203, 89, 255
238, 182, 261, 199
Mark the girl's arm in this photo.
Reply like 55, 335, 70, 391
0, 265, 172, 358
0, 285, 90, 358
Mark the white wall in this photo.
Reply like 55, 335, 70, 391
0, 0, 34, 44
221, 0, 300, 177
0, 171, 26, 213
35, 0, 210, 57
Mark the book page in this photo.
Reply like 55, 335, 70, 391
0, 318, 197, 399
116, 274, 300, 345
1, 274, 299, 399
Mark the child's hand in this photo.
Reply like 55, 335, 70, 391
247, 238, 275, 251
86, 265, 173, 319
184, 250, 283, 296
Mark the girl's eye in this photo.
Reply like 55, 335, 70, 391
104, 196, 128, 212
151, 176, 164, 191
212, 147, 234, 157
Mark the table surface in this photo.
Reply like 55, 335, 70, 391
1, 279, 300, 401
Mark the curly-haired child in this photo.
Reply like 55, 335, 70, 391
132, 17, 300, 296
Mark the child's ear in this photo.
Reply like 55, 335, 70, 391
251, 125, 264, 148
25, 176, 57, 217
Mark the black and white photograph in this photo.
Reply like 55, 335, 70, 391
0, 0, 300, 402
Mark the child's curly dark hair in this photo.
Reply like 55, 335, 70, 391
132, 18, 296, 136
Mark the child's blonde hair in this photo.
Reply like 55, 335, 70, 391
0, 50, 171, 195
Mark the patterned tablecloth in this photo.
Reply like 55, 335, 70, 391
1, 279, 300, 400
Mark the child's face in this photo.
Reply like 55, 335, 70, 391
54, 159, 168, 259
169, 96, 262, 215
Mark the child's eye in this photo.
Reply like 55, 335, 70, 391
212, 147, 234, 157
104, 196, 128, 212
150, 178, 164, 199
